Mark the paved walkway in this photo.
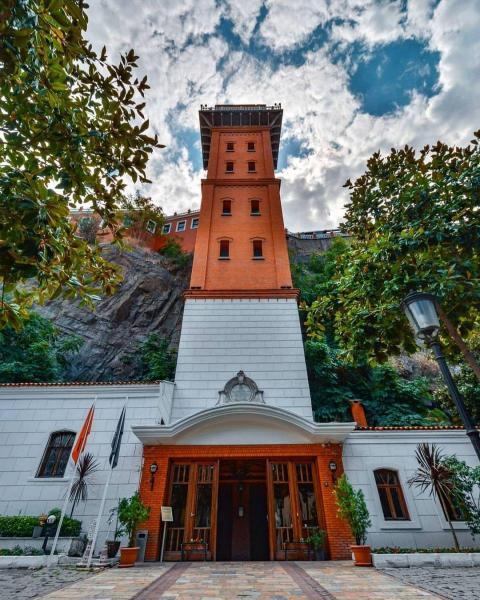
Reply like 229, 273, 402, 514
31, 562, 443, 599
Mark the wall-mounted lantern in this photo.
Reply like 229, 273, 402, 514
329, 460, 337, 484
150, 462, 158, 491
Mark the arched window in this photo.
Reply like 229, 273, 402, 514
37, 431, 76, 478
374, 469, 410, 520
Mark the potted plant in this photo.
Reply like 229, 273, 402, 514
105, 504, 124, 559
306, 528, 327, 560
334, 473, 372, 566
117, 492, 150, 567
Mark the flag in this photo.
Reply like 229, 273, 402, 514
109, 406, 126, 469
71, 404, 95, 464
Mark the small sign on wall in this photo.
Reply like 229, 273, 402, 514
161, 506, 173, 522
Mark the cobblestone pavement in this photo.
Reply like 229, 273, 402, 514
383, 566, 480, 600
0, 567, 93, 600
10, 562, 475, 600
40, 564, 171, 599
0, 562, 445, 599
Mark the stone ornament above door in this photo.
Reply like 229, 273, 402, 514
217, 370, 264, 405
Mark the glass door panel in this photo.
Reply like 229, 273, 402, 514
271, 463, 294, 550
295, 463, 319, 539
192, 464, 216, 548
166, 464, 190, 552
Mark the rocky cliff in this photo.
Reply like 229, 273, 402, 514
37, 245, 191, 382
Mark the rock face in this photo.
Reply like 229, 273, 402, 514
37, 245, 191, 382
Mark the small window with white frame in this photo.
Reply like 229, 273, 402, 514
162, 223, 171, 234
176, 220, 186, 232
191, 217, 199, 229
146, 219, 157, 234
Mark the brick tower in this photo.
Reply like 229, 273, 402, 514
134, 105, 353, 562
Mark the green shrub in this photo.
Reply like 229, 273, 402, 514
0, 511, 81, 538
0, 545, 44, 556
373, 546, 480, 554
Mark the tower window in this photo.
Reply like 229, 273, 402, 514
37, 431, 76, 478
252, 240, 263, 259
374, 469, 410, 521
250, 199, 260, 215
226, 162, 234, 173
222, 200, 232, 215
219, 240, 230, 259
176, 220, 186, 232
247, 142, 255, 152
226, 142, 235, 152
248, 161, 256, 173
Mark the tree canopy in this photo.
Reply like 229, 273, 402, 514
0, 311, 82, 382
0, 1, 163, 328
305, 133, 480, 364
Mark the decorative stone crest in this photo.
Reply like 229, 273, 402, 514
217, 370, 264, 405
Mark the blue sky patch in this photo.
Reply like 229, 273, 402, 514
347, 39, 440, 116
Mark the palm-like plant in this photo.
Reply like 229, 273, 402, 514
407, 443, 460, 550
69, 452, 99, 518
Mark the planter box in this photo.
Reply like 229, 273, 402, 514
0, 555, 60, 569
372, 552, 480, 569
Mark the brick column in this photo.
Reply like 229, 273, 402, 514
316, 446, 352, 560
138, 446, 170, 561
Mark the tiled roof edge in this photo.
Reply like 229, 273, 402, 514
0, 380, 162, 387
354, 425, 475, 431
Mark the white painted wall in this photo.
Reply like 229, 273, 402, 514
344, 430, 480, 549
172, 298, 313, 421
0, 383, 168, 551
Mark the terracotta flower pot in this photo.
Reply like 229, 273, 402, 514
351, 545, 372, 566
119, 546, 139, 567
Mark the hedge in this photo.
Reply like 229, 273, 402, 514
0, 510, 81, 538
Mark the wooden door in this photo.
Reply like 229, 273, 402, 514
164, 461, 218, 560
267, 460, 322, 559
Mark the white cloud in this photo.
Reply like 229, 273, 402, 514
86, 0, 480, 229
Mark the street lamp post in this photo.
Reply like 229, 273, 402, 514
401, 291, 480, 461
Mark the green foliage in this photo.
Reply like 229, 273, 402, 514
69, 452, 99, 518
139, 333, 176, 381
47, 508, 82, 537
158, 239, 192, 269
305, 528, 326, 549
117, 492, 150, 547
434, 335, 480, 424
0, 545, 44, 556
304, 133, 480, 364
334, 473, 371, 545
373, 546, 480, 554
0, 1, 163, 327
0, 516, 39, 537
408, 443, 460, 550
77, 216, 101, 245
0, 312, 83, 382
120, 193, 164, 241
0, 511, 81, 537
443, 455, 480, 537
305, 339, 436, 425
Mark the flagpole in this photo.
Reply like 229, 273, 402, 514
48, 397, 97, 566
86, 401, 127, 568
86, 463, 113, 567
47, 462, 76, 565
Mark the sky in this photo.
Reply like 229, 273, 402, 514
88, 0, 480, 232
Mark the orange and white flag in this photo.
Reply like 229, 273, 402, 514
71, 404, 95, 464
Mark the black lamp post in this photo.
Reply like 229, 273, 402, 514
401, 291, 480, 461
